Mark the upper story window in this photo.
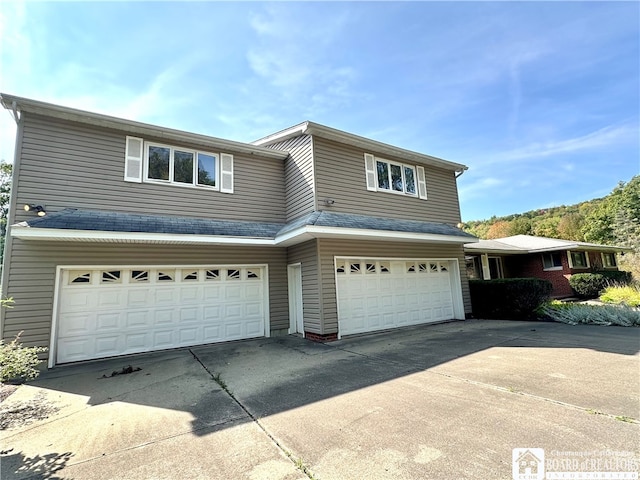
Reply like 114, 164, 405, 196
542, 252, 563, 270
364, 153, 428, 200
146, 143, 218, 188
601, 252, 617, 268
568, 251, 589, 269
124, 136, 233, 193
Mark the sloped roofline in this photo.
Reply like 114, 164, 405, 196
464, 234, 627, 254
0, 93, 289, 161
252, 121, 468, 173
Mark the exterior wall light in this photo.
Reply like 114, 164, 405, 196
24, 204, 47, 216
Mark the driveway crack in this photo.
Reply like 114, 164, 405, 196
189, 349, 317, 480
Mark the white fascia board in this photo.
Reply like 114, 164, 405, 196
464, 248, 528, 255
11, 227, 277, 246
252, 119, 467, 173
13, 225, 478, 247
276, 225, 474, 245
252, 122, 310, 146
0, 93, 288, 161
304, 122, 468, 173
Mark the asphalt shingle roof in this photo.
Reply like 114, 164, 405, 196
17, 209, 475, 240
20, 209, 283, 238
280, 211, 476, 239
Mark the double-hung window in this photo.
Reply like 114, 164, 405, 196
542, 252, 563, 270
364, 153, 428, 200
601, 252, 617, 268
568, 251, 589, 269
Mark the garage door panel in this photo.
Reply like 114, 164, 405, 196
153, 330, 174, 348
62, 291, 96, 311
56, 265, 267, 364
58, 312, 95, 336
179, 306, 200, 323
127, 289, 152, 307
337, 258, 457, 337
96, 312, 121, 332
95, 336, 121, 357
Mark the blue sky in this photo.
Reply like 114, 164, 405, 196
0, 1, 638, 221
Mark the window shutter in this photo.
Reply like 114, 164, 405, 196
220, 153, 234, 193
124, 136, 143, 183
364, 153, 377, 191
416, 166, 428, 200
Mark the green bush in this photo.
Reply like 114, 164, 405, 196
469, 278, 553, 320
569, 271, 633, 298
600, 284, 640, 307
538, 302, 640, 326
0, 332, 47, 383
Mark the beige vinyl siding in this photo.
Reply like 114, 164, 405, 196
287, 240, 321, 334
15, 113, 286, 224
316, 239, 471, 334
2, 240, 289, 355
313, 136, 462, 224
263, 135, 315, 221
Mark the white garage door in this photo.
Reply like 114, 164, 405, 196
336, 258, 457, 337
56, 265, 267, 364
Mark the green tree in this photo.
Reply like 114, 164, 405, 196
532, 217, 560, 238
557, 213, 584, 241
0, 162, 12, 265
510, 217, 532, 235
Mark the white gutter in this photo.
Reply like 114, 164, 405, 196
0, 93, 289, 161
253, 121, 468, 174
12, 225, 476, 247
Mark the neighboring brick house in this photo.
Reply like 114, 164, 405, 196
0, 93, 477, 368
464, 235, 627, 297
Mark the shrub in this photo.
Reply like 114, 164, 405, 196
569, 271, 633, 298
538, 302, 640, 327
600, 284, 640, 307
469, 278, 553, 320
0, 332, 47, 383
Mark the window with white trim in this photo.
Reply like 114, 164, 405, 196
542, 252, 563, 270
124, 136, 233, 192
601, 252, 617, 268
364, 153, 428, 200
568, 251, 589, 269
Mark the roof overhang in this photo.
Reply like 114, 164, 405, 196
0, 93, 289, 161
464, 244, 628, 255
11, 224, 476, 247
276, 225, 476, 247
252, 121, 468, 174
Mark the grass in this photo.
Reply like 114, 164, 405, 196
600, 284, 640, 307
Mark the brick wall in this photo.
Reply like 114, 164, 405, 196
505, 253, 574, 298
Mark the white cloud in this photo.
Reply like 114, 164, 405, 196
497, 124, 638, 162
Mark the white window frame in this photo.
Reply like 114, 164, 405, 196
601, 252, 618, 268
568, 250, 590, 269
364, 153, 426, 199
542, 252, 563, 271
143, 141, 224, 191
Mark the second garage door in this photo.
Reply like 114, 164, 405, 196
55, 265, 267, 364
336, 258, 458, 337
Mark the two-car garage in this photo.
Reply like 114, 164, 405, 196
335, 257, 461, 337
55, 265, 268, 364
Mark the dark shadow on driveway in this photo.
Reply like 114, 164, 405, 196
23, 320, 640, 436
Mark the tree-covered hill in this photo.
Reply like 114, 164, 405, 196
460, 175, 640, 277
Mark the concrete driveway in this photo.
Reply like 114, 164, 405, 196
1, 320, 638, 480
